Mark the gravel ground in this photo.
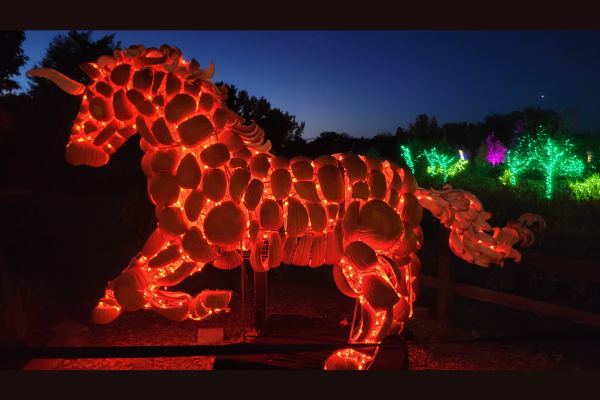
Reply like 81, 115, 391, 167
49, 264, 594, 370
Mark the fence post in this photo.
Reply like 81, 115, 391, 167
437, 223, 452, 327
254, 270, 268, 334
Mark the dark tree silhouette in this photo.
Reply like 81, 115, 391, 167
216, 82, 306, 156
27, 30, 120, 99
306, 131, 356, 156
395, 126, 406, 140
442, 121, 470, 146
0, 31, 29, 94
405, 114, 442, 143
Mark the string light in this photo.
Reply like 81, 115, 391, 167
420, 147, 456, 184
568, 173, 600, 200
400, 146, 415, 174
37, 42, 543, 372
485, 133, 508, 166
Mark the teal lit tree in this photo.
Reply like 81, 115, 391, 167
530, 135, 584, 199
503, 126, 584, 197
400, 145, 415, 174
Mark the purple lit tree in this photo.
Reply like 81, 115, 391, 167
511, 120, 525, 147
486, 132, 508, 167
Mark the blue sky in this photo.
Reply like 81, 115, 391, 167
17, 31, 600, 139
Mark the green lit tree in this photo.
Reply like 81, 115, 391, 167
504, 138, 533, 186
530, 134, 584, 199
420, 147, 457, 184
504, 126, 584, 198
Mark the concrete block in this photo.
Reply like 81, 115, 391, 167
197, 328, 223, 345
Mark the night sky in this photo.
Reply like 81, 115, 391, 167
17, 30, 600, 139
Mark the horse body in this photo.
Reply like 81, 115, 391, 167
28, 44, 543, 370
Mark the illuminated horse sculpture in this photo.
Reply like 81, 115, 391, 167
28, 44, 544, 370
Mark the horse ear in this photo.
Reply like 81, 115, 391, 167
26, 68, 86, 95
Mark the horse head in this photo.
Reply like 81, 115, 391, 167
27, 44, 272, 168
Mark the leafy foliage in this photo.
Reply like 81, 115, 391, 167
0, 31, 29, 94
569, 173, 600, 201
27, 30, 120, 99
216, 82, 306, 157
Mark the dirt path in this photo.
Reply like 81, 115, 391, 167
404, 307, 587, 370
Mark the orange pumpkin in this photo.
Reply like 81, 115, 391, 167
183, 188, 207, 222
250, 239, 269, 272
158, 207, 188, 239
113, 89, 134, 121
358, 199, 403, 250
202, 168, 227, 202
65, 141, 108, 167
142, 229, 167, 258
306, 201, 327, 233
151, 117, 176, 146
294, 181, 320, 202
89, 96, 113, 122
132, 68, 154, 94
92, 297, 122, 324
242, 179, 264, 211
200, 290, 232, 310
218, 129, 245, 152
292, 233, 313, 266
367, 169, 387, 200
151, 148, 179, 174
342, 200, 361, 242
270, 169, 293, 200
176, 153, 202, 189
148, 243, 182, 268
203, 201, 247, 246
317, 165, 344, 203
344, 241, 378, 272
309, 234, 326, 268
213, 250, 243, 270
324, 352, 360, 370
199, 92, 214, 112
229, 168, 252, 203
136, 115, 160, 147
113, 267, 150, 312
266, 232, 283, 269
165, 93, 197, 123
291, 161, 314, 181
361, 275, 399, 312
110, 63, 131, 86
182, 226, 218, 263
284, 197, 309, 237
177, 115, 214, 147
157, 261, 197, 286
249, 153, 271, 178
341, 156, 368, 184
148, 171, 180, 206
200, 143, 230, 168
259, 199, 283, 230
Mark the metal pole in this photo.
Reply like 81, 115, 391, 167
241, 258, 246, 343
437, 223, 452, 327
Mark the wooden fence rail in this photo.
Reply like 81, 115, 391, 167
420, 225, 600, 328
